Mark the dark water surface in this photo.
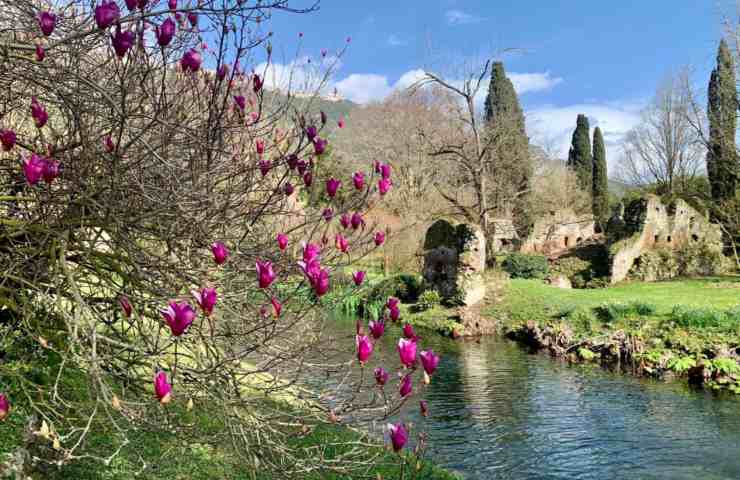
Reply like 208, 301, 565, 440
330, 322, 740, 479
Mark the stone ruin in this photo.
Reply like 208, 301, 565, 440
422, 219, 486, 307
520, 209, 596, 256
608, 195, 723, 283
488, 218, 519, 254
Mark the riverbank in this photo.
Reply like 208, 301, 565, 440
488, 276, 740, 393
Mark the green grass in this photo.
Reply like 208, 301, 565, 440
489, 276, 740, 326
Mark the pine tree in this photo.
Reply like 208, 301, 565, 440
567, 114, 592, 192
591, 127, 609, 229
707, 39, 738, 203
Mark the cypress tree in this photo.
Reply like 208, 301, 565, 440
707, 39, 738, 203
567, 114, 592, 192
592, 127, 609, 228
483, 61, 531, 235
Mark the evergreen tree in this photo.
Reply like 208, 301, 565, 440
591, 127, 609, 229
483, 61, 532, 236
707, 39, 738, 203
567, 114, 592, 192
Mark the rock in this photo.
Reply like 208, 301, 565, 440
548, 275, 572, 289
422, 220, 486, 307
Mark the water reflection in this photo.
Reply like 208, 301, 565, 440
327, 319, 740, 479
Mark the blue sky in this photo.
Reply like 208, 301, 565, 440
264, 0, 731, 163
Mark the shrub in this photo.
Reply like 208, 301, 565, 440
566, 306, 600, 335
669, 305, 736, 329
502, 253, 549, 279
596, 301, 657, 322
414, 290, 441, 312
365, 274, 423, 305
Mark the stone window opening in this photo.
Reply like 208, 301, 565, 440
564, 236, 570, 247
654, 235, 660, 243
667, 236, 672, 243
692, 234, 699, 242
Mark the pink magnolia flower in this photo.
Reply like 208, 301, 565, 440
283, 182, 294, 196
168, 0, 177, 9
420, 350, 440, 376
312, 268, 330, 296
374, 231, 385, 247
356, 334, 373, 363
296, 159, 308, 175
181, 48, 202, 72
42, 159, 60, 184
95, 1, 121, 30
368, 319, 385, 339
305, 126, 317, 141
276, 233, 289, 251
322, 208, 334, 222
253, 74, 263, 93
38, 12, 56, 37
420, 400, 429, 417
380, 163, 392, 180
255, 139, 265, 155
387, 423, 409, 452
303, 172, 313, 187
350, 212, 364, 230
0, 130, 16, 151
399, 373, 413, 397
335, 233, 349, 253
271, 296, 282, 318
154, 371, 172, 404
211, 241, 229, 265
388, 305, 400, 322
256, 260, 276, 289
124, 0, 138, 10
31, 97, 48, 128
112, 26, 135, 57
216, 64, 229, 81
339, 213, 351, 229
155, 17, 176, 47
258, 159, 271, 176
352, 171, 365, 190
302, 242, 321, 263
35, 44, 45, 61
397, 338, 417, 367
0, 394, 9, 420
287, 154, 299, 170
374, 366, 389, 386
23, 154, 45, 185
192, 287, 217, 316
105, 136, 115, 152
313, 137, 328, 155
402, 323, 417, 340
187, 12, 198, 28
119, 295, 132, 318
352, 271, 366, 286
233, 95, 246, 111
338, 116, 346, 128
161, 301, 196, 336
386, 297, 400, 310
378, 178, 391, 196
326, 178, 341, 198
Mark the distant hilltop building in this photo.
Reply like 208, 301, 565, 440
276, 87, 345, 102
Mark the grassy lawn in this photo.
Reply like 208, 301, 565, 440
489, 276, 740, 325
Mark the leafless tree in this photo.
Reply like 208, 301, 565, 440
618, 69, 705, 195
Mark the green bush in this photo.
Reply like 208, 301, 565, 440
502, 253, 549, 279
414, 290, 441, 312
364, 274, 423, 305
566, 306, 600, 335
669, 305, 737, 330
596, 301, 657, 322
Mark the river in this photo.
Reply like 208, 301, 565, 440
328, 320, 740, 479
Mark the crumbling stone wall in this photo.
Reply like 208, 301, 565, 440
488, 218, 519, 254
422, 220, 486, 306
608, 195, 723, 283
520, 209, 595, 255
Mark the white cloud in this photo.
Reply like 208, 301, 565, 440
526, 103, 644, 173
387, 34, 407, 47
445, 9, 482, 25
334, 74, 394, 104
509, 72, 563, 95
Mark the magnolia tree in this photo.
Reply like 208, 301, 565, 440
0, 0, 441, 477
